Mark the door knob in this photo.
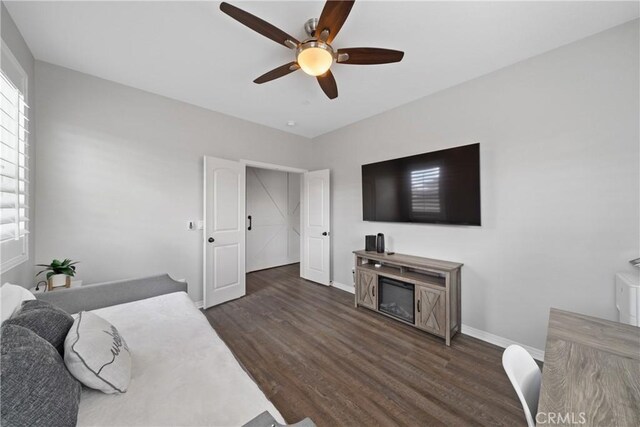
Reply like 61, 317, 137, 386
322, 232, 329, 236
208, 237, 215, 243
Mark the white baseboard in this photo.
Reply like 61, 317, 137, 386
331, 281, 355, 294
461, 324, 545, 361
194, 300, 204, 309
330, 281, 543, 361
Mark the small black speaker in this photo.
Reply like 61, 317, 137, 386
376, 233, 385, 253
365, 235, 377, 252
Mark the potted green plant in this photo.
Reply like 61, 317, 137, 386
36, 258, 79, 290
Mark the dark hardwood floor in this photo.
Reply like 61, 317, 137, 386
204, 264, 526, 427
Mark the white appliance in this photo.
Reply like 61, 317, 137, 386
615, 272, 640, 326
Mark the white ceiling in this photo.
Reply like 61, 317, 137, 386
5, 1, 639, 138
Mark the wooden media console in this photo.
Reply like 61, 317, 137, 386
353, 250, 463, 346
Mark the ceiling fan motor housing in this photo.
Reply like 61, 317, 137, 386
304, 18, 319, 37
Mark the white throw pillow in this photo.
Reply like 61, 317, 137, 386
64, 311, 131, 394
1, 283, 36, 323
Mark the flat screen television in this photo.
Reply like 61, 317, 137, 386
362, 143, 481, 225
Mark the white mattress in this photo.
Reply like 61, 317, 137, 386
77, 292, 284, 426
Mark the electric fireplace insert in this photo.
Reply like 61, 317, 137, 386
378, 276, 415, 323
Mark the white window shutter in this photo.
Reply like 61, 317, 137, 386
0, 72, 29, 243
0, 41, 29, 273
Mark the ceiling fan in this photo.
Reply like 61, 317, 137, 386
219, 0, 404, 100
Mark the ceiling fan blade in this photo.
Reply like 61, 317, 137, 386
220, 2, 299, 48
336, 48, 404, 65
254, 62, 300, 84
315, 0, 355, 43
317, 70, 338, 100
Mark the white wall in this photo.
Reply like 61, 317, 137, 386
310, 20, 639, 350
34, 62, 311, 302
0, 2, 36, 287
246, 167, 300, 272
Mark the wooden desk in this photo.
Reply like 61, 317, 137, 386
538, 308, 640, 426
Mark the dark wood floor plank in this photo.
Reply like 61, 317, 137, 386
204, 264, 526, 427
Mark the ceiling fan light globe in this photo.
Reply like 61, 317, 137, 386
297, 45, 333, 76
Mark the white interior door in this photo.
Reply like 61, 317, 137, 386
301, 169, 330, 285
203, 156, 246, 308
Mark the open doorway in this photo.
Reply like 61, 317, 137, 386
245, 166, 301, 273
203, 156, 330, 308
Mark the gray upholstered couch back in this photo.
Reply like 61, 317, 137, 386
37, 274, 187, 314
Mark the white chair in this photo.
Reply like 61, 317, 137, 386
502, 345, 542, 427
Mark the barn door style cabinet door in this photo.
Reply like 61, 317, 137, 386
353, 250, 462, 346
355, 268, 377, 310
415, 285, 446, 336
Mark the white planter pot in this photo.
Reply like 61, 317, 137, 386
49, 274, 70, 288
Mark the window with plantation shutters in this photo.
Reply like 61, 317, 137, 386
0, 46, 29, 273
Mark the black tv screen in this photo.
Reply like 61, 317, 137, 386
362, 143, 481, 225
